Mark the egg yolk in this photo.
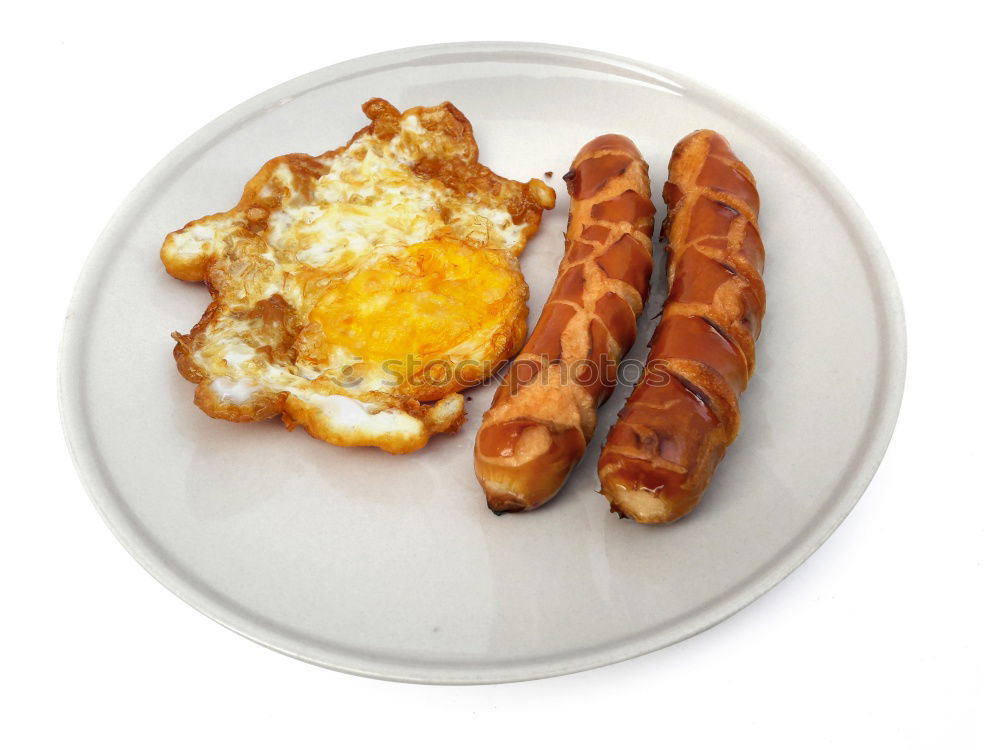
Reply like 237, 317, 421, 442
310, 239, 521, 366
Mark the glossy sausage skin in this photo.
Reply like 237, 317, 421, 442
597, 130, 765, 524
474, 134, 655, 513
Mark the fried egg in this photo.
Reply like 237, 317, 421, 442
161, 98, 555, 453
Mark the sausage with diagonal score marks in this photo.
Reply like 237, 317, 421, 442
474, 135, 655, 512
598, 130, 766, 524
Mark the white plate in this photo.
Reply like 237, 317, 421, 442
59, 42, 905, 684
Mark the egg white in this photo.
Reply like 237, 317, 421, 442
161, 100, 554, 453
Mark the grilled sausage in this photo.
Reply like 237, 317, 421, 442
598, 130, 765, 524
474, 134, 655, 512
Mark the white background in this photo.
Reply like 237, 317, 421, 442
3, 1, 996, 747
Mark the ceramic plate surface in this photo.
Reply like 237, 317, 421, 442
60, 42, 905, 684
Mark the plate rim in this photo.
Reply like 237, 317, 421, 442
58, 41, 907, 684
